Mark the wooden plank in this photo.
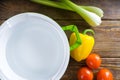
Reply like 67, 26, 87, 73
0, 0, 120, 20
61, 58, 120, 80
0, 20, 5, 24
57, 20, 120, 59
62, 66, 120, 80
68, 58, 120, 66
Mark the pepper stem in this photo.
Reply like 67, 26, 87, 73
83, 29, 95, 35
62, 25, 82, 51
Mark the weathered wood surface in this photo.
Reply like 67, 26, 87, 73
0, 0, 120, 80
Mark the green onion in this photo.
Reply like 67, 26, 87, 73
31, 0, 104, 27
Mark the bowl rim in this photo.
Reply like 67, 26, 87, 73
0, 12, 70, 80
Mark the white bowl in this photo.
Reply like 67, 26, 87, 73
0, 12, 70, 80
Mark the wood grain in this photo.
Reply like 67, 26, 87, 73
62, 57, 120, 80
0, 0, 120, 80
0, 0, 120, 20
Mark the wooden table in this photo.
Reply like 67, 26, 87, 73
0, 0, 120, 80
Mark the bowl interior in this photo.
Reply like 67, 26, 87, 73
0, 13, 69, 80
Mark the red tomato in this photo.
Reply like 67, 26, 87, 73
97, 68, 113, 80
86, 53, 101, 69
77, 67, 93, 80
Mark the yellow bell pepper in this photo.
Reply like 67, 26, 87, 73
70, 29, 95, 62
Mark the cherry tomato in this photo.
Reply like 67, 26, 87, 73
86, 53, 101, 69
97, 68, 113, 80
77, 67, 93, 80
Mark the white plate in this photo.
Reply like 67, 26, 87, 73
0, 13, 70, 80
